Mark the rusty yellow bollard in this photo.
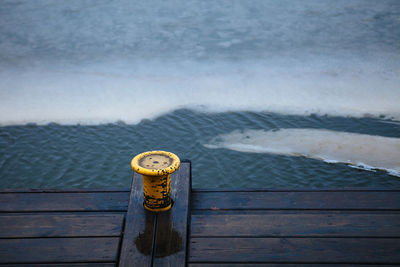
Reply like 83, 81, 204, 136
131, 151, 180, 212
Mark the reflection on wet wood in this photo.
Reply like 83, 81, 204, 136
154, 162, 191, 266
1, 162, 399, 266
119, 171, 155, 267
119, 161, 191, 267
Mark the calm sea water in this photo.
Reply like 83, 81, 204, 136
1, 111, 400, 189
1, 0, 399, 188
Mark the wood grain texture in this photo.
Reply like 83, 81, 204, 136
189, 237, 400, 263
191, 214, 400, 237
119, 161, 191, 267
191, 209, 400, 216
0, 189, 129, 193
0, 237, 119, 263
193, 188, 400, 192
153, 161, 191, 267
0, 264, 116, 267
0, 214, 124, 238
189, 264, 400, 267
0, 192, 129, 212
191, 191, 400, 210
118, 171, 155, 267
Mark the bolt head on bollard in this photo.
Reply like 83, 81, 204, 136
131, 151, 180, 212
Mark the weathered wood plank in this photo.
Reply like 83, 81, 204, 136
0, 237, 119, 263
118, 171, 155, 267
0, 214, 124, 238
189, 237, 400, 263
119, 161, 191, 267
0, 192, 129, 212
191, 209, 400, 215
192, 191, 400, 210
189, 264, 399, 267
0, 264, 115, 266
153, 161, 191, 266
191, 214, 400, 237
0, 188, 129, 193
193, 188, 400, 192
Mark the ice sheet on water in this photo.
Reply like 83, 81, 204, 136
0, 59, 399, 126
1, 0, 399, 125
205, 128, 400, 177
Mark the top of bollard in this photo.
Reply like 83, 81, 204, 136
131, 150, 180, 176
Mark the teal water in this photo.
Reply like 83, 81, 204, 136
1, 110, 399, 188
1, 0, 400, 188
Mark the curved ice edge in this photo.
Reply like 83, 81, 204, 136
0, 106, 400, 127
205, 143, 400, 178
326, 160, 400, 178
203, 142, 400, 178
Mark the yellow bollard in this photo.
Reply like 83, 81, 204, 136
131, 151, 180, 212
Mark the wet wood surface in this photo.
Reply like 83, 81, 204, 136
1, 162, 399, 266
119, 161, 191, 267
118, 169, 156, 267
0, 213, 124, 238
0, 191, 129, 212
189, 189, 400, 265
0, 237, 120, 263
191, 213, 400, 237
0, 161, 191, 266
191, 190, 400, 210
0, 188, 126, 265
153, 161, 191, 266
190, 237, 400, 263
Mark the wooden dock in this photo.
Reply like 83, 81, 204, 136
1, 161, 400, 266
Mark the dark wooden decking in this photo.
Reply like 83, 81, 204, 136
1, 161, 400, 266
